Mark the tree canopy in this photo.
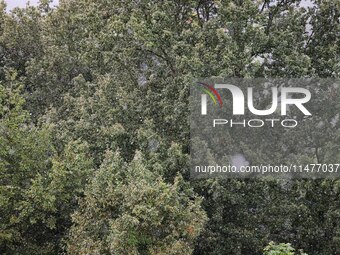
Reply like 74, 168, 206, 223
0, 0, 339, 254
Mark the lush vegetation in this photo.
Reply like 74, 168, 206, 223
0, 0, 339, 254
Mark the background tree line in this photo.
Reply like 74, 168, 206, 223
0, 0, 339, 254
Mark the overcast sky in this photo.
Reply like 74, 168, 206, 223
4, 0, 59, 10
4, 0, 313, 11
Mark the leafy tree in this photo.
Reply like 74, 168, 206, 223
0, 0, 339, 254
18, 140, 94, 254
0, 73, 94, 254
67, 150, 207, 255
263, 242, 307, 255
0, 74, 52, 253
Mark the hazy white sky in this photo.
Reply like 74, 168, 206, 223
4, 0, 59, 10
4, 0, 313, 11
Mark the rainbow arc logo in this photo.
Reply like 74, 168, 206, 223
196, 82, 223, 107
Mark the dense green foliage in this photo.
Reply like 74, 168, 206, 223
0, 0, 339, 254
263, 242, 307, 255
67, 151, 206, 255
